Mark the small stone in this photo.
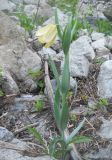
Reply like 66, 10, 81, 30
97, 118, 112, 140
105, 36, 112, 50
70, 55, 90, 78
0, 0, 16, 12
2, 70, 20, 95
92, 38, 110, 57
38, 47, 57, 59
70, 36, 95, 61
24, 4, 37, 17
84, 144, 112, 160
103, 2, 112, 21
91, 31, 105, 41
97, 60, 112, 98
0, 127, 13, 141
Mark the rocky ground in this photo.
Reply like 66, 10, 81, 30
0, 0, 112, 160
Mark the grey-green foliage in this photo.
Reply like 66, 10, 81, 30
49, 0, 79, 14
96, 19, 112, 36
15, 4, 47, 32
97, 98, 109, 108
34, 100, 44, 112
48, 9, 92, 159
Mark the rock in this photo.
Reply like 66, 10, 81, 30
38, 47, 57, 59
0, 127, 13, 141
67, 36, 95, 77
24, 4, 37, 17
84, 144, 112, 160
105, 36, 112, 50
23, 0, 47, 5
10, 16, 20, 23
16, 25, 29, 39
0, 11, 42, 93
24, 3, 53, 18
92, 38, 110, 57
11, 94, 45, 112
97, 118, 112, 140
0, 138, 51, 160
70, 36, 95, 61
79, 29, 89, 37
2, 70, 20, 95
10, 0, 23, 4
103, 2, 112, 21
97, 60, 112, 98
43, 8, 68, 28
91, 31, 105, 41
0, 0, 16, 12
92, 38, 105, 49
70, 55, 90, 78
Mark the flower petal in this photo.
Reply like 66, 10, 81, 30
36, 24, 56, 37
44, 35, 56, 48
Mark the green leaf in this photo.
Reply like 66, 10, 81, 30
66, 118, 85, 144
62, 20, 72, 55
98, 98, 109, 106
60, 99, 69, 132
67, 135, 92, 144
54, 87, 61, 131
61, 54, 70, 95
28, 69, 43, 79
49, 56, 60, 88
34, 100, 44, 112
71, 18, 77, 41
28, 127, 44, 145
55, 8, 63, 40
49, 136, 67, 158
0, 90, 5, 97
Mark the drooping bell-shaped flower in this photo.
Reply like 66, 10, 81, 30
36, 24, 57, 48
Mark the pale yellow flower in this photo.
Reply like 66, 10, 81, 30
36, 24, 57, 48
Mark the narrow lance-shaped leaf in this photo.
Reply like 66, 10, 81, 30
49, 56, 60, 89
55, 8, 63, 40
28, 127, 44, 145
49, 137, 66, 157
67, 135, 92, 145
61, 54, 70, 95
62, 19, 72, 55
60, 98, 69, 132
71, 18, 78, 42
66, 118, 86, 144
54, 87, 61, 131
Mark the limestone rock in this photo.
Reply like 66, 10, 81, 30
38, 47, 57, 59
23, 0, 47, 5
24, 3, 53, 18
91, 31, 105, 41
97, 118, 112, 140
68, 36, 95, 77
92, 38, 110, 57
43, 8, 68, 28
0, 127, 13, 141
0, 138, 51, 160
97, 60, 112, 98
105, 36, 112, 50
0, 0, 16, 12
70, 36, 95, 61
84, 144, 112, 160
0, 11, 42, 93
70, 55, 90, 77
103, 2, 112, 21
